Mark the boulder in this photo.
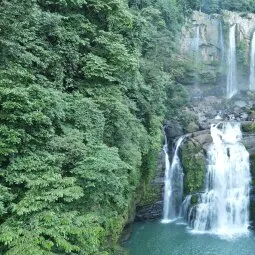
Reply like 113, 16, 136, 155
135, 201, 163, 221
165, 120, 184, 139
186, 122, 199, 133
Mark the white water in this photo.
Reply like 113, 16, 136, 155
250, 32, 255, 90
180, 195, 192, 221
194, 25, 200, 87
162, 135, 171, 223
226, 25, 237, 99
192, 122, 251, 238
219, 21, 225, 68
162, 136, 185, 223
195, 25, 200, 54
195, 26, 200, 68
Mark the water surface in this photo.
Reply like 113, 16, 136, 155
124, 221, 255, 255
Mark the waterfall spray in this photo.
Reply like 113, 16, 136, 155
191, 122, 251, 237
226, 25, 237, 98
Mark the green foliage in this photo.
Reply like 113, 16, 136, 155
181, 142, 206, 193
242, 123, 255, 133
202, 0, 220, 13
248, 154, 255, 223
0, 0, 190, 254
236, 40, 249, 77
73, 144, 132, 212
249, 154, 255, 185
195, 0, 255, 14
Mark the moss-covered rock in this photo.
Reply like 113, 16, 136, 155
249, 154, 255, 225
181, 141, 206, 194
137, 185, 162, 207
186, 122, 199, 133
242, 122, 255, 133
249, 154, 255, 185
199, 69, 219, 85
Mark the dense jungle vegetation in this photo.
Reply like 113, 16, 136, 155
1, 0, 253, 254
194, 0, 255, 13
0, 0, 194, 254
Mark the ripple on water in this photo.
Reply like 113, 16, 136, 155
123, 221, 255, 255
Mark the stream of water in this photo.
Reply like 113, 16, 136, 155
226, 25, 237, 98
162, 136, 185, 223
250, 31, 255, 90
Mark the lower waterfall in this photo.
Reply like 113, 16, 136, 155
191, 122, 251, 237
162, 135, 185, 223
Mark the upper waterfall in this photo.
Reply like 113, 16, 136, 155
219, 21, 225, 69
195, 25, 200, 55
191, 122, 251, 238
250, 32, 255, 90
226, 25, 237, 98
195, 25, 200, 86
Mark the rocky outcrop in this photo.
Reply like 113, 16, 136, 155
164, 120, 184, 142
180, 139, 206, 194
223, 11, 255, 41
181, 11, 221, 62
134, 151, 165, 221
135, 201, 163, 221
180, 10, 255, 92
186, 93, 255, 130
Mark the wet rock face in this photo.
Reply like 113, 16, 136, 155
180, 10, 255, 91
249, 155, 255, 226
180, 11, 220, 61
164, 120, 184, 140
135, 201, 163, 221
223, 11, 255, 41
180, 140, 206, 194
187, 93, 255, 131
134, 151, 165, 221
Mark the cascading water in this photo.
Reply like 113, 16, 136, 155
195, 25, 200, 57
226, 25, 237, 98
219, 21, 225, 68
193, 25, 200, 87
180, 195, 192, 221
249, 32, 255, 90
162, 135, 185, 223
191, 122, 251, 237
162, 135, 171, 223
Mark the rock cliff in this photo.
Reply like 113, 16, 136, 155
180, 11, 255, 92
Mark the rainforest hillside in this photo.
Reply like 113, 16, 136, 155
0, 0, 193, 254
1, 0, 254, 254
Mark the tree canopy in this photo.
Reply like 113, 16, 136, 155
0, 0, 191, 254
2, 0, 252, 253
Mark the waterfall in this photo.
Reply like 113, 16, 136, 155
219, 21, 225, 68
162, 135, 171, 223
191, 122, 251, 237
226, 25, 237, 99
250, 32, 255, 90
193, 25, 200, 87
162, 135, 185, 223
195, 25, 200, 67
180, 195, 192, 221
195, 25, 200, 54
